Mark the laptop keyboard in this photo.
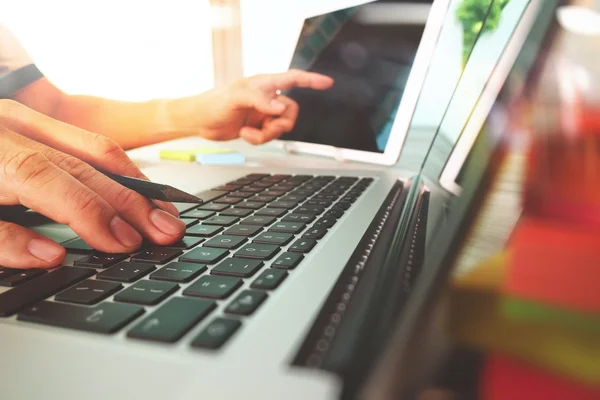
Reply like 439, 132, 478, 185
0, 174, 373, 349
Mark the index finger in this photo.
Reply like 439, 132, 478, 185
256, 69, 334, 93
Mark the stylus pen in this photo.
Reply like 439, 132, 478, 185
100, 171, 204, 204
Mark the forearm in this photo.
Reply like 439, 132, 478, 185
52, 94, 193, 149
12, 77, 205, 149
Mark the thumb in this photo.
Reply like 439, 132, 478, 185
234, 89, 286, 116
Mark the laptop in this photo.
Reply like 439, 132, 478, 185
0, 0, 559, 398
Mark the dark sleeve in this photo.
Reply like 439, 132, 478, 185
0, 64, 44, 99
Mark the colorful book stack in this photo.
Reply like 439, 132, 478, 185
448, 217, 600, 399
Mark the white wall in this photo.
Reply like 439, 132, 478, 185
240, 0, 372, 77
1, 0, 215, 101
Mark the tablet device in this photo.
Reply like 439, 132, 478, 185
279, 0, 450, 165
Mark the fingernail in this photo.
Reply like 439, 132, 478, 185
110, 216, 142, 247
270, 99, 285, 111
28, 238, 64, 263
149, 208, 185, 236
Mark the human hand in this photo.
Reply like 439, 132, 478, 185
0, 100, 185, 269
168, 69, 333, 145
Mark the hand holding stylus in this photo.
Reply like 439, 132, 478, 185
0, 100, 185, 269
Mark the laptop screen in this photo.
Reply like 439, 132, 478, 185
280, 0, 432, 153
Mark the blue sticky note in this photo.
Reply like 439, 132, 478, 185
195, 152, 246, 165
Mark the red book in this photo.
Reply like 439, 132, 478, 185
480, 354, 600, 400
504, 217, 600, 314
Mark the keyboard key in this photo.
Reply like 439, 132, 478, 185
313, 218, 337, 229
191, 318, 241, 349
214, 196, 243, 205
251, 269, 287, 290
163, 236, 204, 250
0, 267, 95, 317
127, 297, 215, 343
184, 275, 242, 299
0, 268, 18, 280
203, 235, 246, 249
265, 190, 286, 197
332, 202, 352, 211
235, 244, 279, 260
228, 178, 252, 186
73, 253, 129, 269
270, 174, 291, 181
19, 301, 143, 334
303, 227, 328, 240
323, 209, 345, 219
280, 195, 307, 203
0, 268, 46, 287
173, 203, 198, 214
55, 280, 122, 305
212, 258, 263, 277
203, 216, 239, 226
241, 216, 275, 227
229, 191, 254, 199
251, 195, 276, 203
242, 187, 263, 194
96, 262, 156, 283
187, 224, 223, 237
282, 213, 315, 224
62, 238, 93, 253
255, 208, 287, 217
198, 203, 229, 212
225, 290, 267, 316
253, 232, 293, 246
194, 190, 229, 203
150, 262, 207, 283
272, 252, 304, 269
180, 247, 228, 264
244, 173, 270, 180
269, 222, 305, 234
131, 248, 182, 264
219, 208, 252, 217
237, 201, 266, 210
269, 201, 298, 209
180, 209, 215, 220
253, 182, 274, 188
289, 238, 317, 253
295, 206, 325, 214
224, 224, 262, 237
306, 200, 331, 207
114, 280, 179, 305
214, 184, 242, 192
179, 218, 199, 228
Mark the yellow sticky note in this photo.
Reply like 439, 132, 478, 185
160, 148, 234, 161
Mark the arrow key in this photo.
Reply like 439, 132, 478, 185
191, 317, 241, 349
272, 252, 304, 270
225, 290, 267, 316
251, 269, 288, 290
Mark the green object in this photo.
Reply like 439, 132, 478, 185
456, 0, 511, 67
503, 297, 600, 334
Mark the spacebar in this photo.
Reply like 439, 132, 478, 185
0, 267, 95, 317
